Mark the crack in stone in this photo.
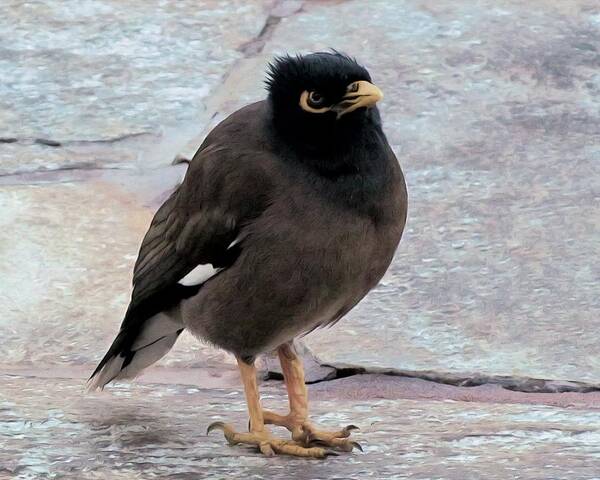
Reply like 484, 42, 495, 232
238, 15, 282, 57
0, 132, 155, 149
238, 0, 303, 57
172, 1, 306, 165
35, 138, 62, 147
3, 357, 600, 398
0, 164, 133, 185
305, 362, 600, 394
66, 131, 156, 145
265, 343, 600, 394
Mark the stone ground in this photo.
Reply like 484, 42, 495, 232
1, 0, 599, 478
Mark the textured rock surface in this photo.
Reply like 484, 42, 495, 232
180, 0, 600, 384
1, 1, 600, 477
3, 375, 600, 479
0, 0, 272, 142
254, 0, 600, 384
0, 141, 139, 176
0, 175, 237, 373
2, 0, 598, 384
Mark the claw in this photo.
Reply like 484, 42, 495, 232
308, 437, 362, 453
208, 420, 351, 458
351, 441, 363, 452
206, 421, 238, 445
336, 424, 360, 438
207, 421, 226, 435
259, 441, 276, 457
308, 439, 328, 448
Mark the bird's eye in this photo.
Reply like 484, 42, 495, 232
307, 91, 325, 108
348, 82, 360, 93
299, 90, 330, 113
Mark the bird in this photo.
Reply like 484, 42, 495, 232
88, 51, 408, 458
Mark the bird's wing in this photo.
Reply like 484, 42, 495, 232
88, 102, 275, 387
125, 141, 273, 322
88, 138, 273, 386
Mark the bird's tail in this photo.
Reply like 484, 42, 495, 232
87, 308, 184, 391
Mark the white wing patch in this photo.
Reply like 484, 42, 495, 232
178, 263, 221, 286
177, 236, 240, 287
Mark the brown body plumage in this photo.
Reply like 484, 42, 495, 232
89, 52, 407, 459
181, 101, 406, 357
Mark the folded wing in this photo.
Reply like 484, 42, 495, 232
88, 139, 273, 390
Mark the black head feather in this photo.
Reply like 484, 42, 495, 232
266, 52, 381, 155
266, 51, 371, 104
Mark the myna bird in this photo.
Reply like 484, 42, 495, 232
89, 52, 408, 458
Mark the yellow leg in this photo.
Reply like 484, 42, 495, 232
262, 343, 361, 452
239, 358, 265, 433
207, 356, 336, 458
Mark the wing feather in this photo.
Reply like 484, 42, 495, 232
126, 141, 272, 319
89, 101, 275, 387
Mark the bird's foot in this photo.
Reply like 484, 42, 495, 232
207, 421, 337, 458
263, 410, 362, 452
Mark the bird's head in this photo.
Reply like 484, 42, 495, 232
266, 52, 383, 154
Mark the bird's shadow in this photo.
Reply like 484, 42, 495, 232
81, 409, 185, 449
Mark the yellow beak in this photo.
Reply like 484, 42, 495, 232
334, 80, 384, 117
